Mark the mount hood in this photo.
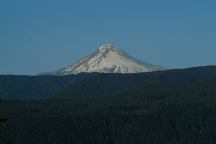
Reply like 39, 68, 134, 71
44, 44, 165, 75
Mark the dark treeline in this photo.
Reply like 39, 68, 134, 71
0, 66, 216, 143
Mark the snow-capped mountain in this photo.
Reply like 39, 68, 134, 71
45, 44, 165, 75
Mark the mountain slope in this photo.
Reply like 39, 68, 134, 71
0, 75, 76, 100
51, 66, 216, 99
45, 44, 164, 75
1, 66, 216, 100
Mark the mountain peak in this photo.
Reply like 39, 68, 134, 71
98, 44, 116, 51
44, 44, 165, 75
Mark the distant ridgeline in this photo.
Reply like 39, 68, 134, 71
0, 66, 216, 100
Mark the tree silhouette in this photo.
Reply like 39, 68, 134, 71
0, 99, 7, 128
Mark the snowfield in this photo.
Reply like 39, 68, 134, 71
46, 44, 165, 75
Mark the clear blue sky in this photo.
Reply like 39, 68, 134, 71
0, 0, 216, 75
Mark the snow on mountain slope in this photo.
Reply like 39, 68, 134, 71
45, 44, 165, 75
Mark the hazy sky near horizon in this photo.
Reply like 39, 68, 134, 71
0, 0, 216, 75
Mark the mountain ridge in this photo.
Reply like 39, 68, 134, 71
0, 66, 216, 100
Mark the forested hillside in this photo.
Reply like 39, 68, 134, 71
0, 66, 216, 144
